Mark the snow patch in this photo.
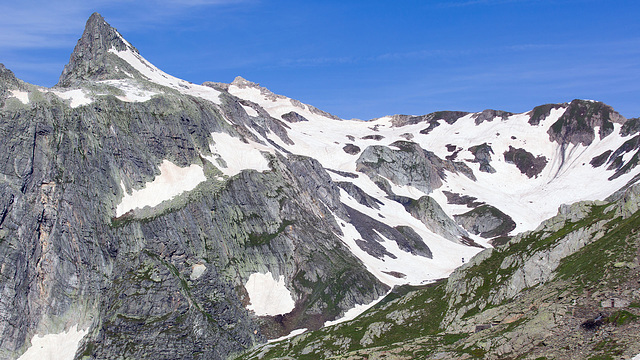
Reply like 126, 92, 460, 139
8, 90, 29, 104
51, 89, 92, 108
99, 79, 159, 102
204, 132, 274, 176
17, 325, 87, 360
116, 160, 206, 217
245, 272, 295, 316
241, 104, 259, 117
267, 328, 307, 343
190, 264, 206, 280
324, 293, 388, 327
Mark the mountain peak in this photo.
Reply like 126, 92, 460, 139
57, 13, 137, 87
0, 63, 20, 89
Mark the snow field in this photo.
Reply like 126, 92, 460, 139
116, 160, 206, 217
203, 132, 274, 176
17, 325, 87, 360
228, 86, 640, 237
99, 79, 159, 102
245, 272, 295, 316
8, 90, 29, 104
50, 89, 92, 108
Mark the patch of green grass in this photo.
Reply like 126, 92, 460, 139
468, 347, 487, 358
607, 310, 639, 326
588, 338, 624, 360
555, 207, 640, 287
246, 219, 294, 246
441, 333, 467, 345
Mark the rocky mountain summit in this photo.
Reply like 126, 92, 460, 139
1, 13, 640, 360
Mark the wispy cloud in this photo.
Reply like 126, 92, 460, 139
0, 0, 250, 49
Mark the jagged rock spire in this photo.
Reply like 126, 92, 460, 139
57, 13, 136, 87
0, 63, 20, 89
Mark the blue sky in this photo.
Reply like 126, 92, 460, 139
1, 0, 639, 119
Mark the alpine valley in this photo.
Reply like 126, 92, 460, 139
1, 13, 640, 360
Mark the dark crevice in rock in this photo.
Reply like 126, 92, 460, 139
325, 168, 358, 179
361, 134, 384, 141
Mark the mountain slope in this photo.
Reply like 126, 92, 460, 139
237, 183, 640, 359
0, 13, 639, 360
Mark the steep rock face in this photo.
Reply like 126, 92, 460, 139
0, 64, 24, 107
548, 99, 626, 146
344, 205, 432, 260
355, 140, 475, 194
528, 103, 566, 125
468, 143, 496, 173
0, 94, 261, 359
0, 64, 20, 89
58, 13, 135, 86
0, 79, 389, 360
391, 195, 469, 244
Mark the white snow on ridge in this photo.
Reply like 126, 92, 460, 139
17, 325, 87, 360
99, 79, 159, 103
204, 132, 274, 176
108, 48, 222, 105
229, 83, 341, 124
116, 160, 206, 217
50, 89, 93, 108
240, 95, 639, 236
8, 90, 29, 104
245, 272, 295, 316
